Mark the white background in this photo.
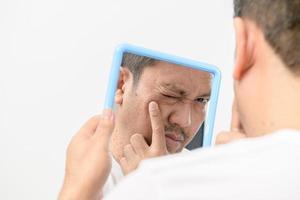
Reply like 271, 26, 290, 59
0, 0, 234, 199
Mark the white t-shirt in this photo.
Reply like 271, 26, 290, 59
103, 149, 190, 196
102, 156, 124, 196
105, 129, 300, 200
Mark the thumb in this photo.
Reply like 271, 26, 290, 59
215, 131, 246, 145
93, 109, 115, 149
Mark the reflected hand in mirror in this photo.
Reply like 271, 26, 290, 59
120, 101, 168, 175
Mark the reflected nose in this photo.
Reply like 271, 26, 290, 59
169, 102, 192, 128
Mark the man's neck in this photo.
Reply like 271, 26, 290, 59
261, 56, 300, 134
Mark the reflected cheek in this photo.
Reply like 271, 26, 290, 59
183, 116, 204, 143
192, 111, 205, 127
194, 104, 207, 115
184, 129, 197, 143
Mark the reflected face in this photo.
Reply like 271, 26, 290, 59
116, 61, 212, 153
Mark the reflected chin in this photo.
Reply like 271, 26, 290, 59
165, 137, 183, 153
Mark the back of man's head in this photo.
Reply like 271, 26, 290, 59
231, 0, 300, 136
234, 0, 300, 75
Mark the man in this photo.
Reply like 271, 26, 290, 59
113, 54, 211, 173
59, 0, 300, 199
90, 53, 212, 195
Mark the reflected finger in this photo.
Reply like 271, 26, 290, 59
130, 134, 149, 157
123, 144, 138, 162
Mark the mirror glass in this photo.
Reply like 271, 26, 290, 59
105, 44, 220, 153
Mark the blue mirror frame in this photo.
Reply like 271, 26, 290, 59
104, 44, 221, 147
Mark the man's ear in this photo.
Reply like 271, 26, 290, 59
233, 17, 254, 81
115, 67, 130, 105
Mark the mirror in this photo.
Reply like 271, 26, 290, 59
104, 44, 220, 153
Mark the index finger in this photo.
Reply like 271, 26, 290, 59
148, 101, 166, 150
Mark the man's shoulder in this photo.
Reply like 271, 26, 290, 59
136, 129, 300, 199
105, 129, 300, 200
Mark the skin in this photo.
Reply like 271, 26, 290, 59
120, 101, 170, 175
58, 110, 114, 200
111, 61, 212, 172
59, 102, 167, 199
217, 18, 300, 143
59, 17, 300, 200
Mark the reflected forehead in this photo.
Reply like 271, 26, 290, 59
142, 60, 212, 77
140, 61, 212, 95
161, 83, 188, 95
160, 81, 211, 97
149, 62, 212, 95
154, 61, 212, 79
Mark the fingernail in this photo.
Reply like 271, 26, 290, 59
102, 109, 113, 120
149, 101, 158, 111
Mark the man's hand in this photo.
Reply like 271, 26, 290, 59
216, 98, 246, 145
59, 109, 115, 200
120, 101, 168, 175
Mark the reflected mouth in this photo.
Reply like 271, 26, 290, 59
165, 132, 185, 153
165, 133, 184, 142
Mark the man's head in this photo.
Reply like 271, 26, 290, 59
111, 53, 212, 158
233, 0, 300, 136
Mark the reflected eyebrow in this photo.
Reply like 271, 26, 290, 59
199, 91, 211, 98
161, 83, 211, 98
161, 83, 187, 96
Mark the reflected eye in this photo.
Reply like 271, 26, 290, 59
195, 98, 210, 105
161, 94, 181, 103
162, 94, 179, 99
